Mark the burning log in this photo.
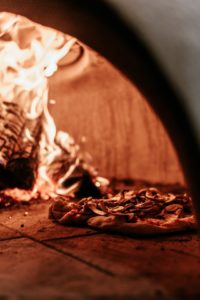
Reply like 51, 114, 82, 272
0, 101, 41, 189
0, 101, 25, 166
0, 101, 25, 188
6, 117, 42, 189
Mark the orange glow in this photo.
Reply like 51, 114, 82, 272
0, 12, 98, 201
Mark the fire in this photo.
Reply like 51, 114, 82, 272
0, 12, 104, 202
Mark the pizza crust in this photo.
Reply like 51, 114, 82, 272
87, 215, 196, 235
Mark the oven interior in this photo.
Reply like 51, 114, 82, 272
0, 1, 199, 300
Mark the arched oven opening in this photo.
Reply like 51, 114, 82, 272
0, 1, 199, 300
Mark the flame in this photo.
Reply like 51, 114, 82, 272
0, 12, 98, 201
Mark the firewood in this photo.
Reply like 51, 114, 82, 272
6, 117, 42, 189
0, 101, 25, 167
0, 101, 41, 189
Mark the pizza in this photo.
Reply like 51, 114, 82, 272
49, 187, 196, 236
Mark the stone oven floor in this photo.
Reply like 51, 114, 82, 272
0, 201, 199, 300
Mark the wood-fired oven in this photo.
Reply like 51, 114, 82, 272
0, 1, 199, 300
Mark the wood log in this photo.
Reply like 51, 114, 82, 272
0, 101, 25, 167
6, 117, 42, 189
0, 101, 41, 190
0, 101, 26, 189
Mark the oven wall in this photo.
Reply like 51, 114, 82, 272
0, 0, 185, 185
49, 50, 185, 185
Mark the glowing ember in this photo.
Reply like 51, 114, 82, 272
0, 12, 106, 203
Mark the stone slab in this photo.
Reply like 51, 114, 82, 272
46, 233, 200, 299
0, 202, 97, 241
0, 238, 170, 300
0, 224, 21, 240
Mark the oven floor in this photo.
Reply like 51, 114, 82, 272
0, 201, 199, 300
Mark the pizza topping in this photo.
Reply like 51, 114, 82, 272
49, 187, 193, 227
164, 203, 183, 213
135, 200, 154, 209
86, 202, 107, 216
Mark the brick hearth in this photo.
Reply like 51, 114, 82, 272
0, 201, 199, 300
